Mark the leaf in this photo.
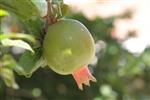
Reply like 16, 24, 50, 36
23, 16, 44, 37
18, 48, 43, 77
0, 9, 9, 17
0, 0, 44, 38
61, 4, 69, 16
51, 0, 68, 18
1, 54, 17, 69
31, 0, 47, 17
0, 54, 25, 76
0, 0, 40, 20
0, 68, 19, 89
1, 39, 34, 53
0, 33, 36, 43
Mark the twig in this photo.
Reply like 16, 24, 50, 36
46, 0, 52, 24
5, 87, 46, 100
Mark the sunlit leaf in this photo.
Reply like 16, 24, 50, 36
0, 55, 17, 69
0, 54, 25, 76
0, 33, 36, 43
0, 9, 9, 17
0, 0, 44, 37
1, 39, 34, 53
0, 68, 19, 89
0, 0, 40, 20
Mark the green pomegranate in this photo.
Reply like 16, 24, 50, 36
43, 19, 96, 90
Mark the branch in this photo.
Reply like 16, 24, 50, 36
45, 0, 57, 24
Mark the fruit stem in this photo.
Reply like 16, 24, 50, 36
45, 0, 57, 25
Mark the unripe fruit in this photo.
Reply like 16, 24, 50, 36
43, 19, 96, 90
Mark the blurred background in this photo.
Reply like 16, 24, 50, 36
0, 0, 150, 100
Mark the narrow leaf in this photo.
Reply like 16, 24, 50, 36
1, 39, 34, 53
0, 68, 19, 89
0, 54, 25, 76
0, 33, 36, 43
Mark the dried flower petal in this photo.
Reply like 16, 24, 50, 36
72, 65, 96, 90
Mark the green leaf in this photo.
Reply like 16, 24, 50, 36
23, 16, 44, 37
1, 39, 34, 53
0, 0, 40, 20
0, 54, 25, 76
51, 0, 68, 18
0, 33, 36, 43
0, 55, 17, 69
61, 4, 69, 16
31, 0, 47, 17
0, 68, 19, 89
18, 48, 43, 77
0, 0, 43, 38
0, 9, 9, 17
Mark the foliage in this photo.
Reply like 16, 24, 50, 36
0, 0, 150, 100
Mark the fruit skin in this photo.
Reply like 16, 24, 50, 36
43, 19, 95, 75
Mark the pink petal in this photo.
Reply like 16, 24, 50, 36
72, 65, 96, 90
